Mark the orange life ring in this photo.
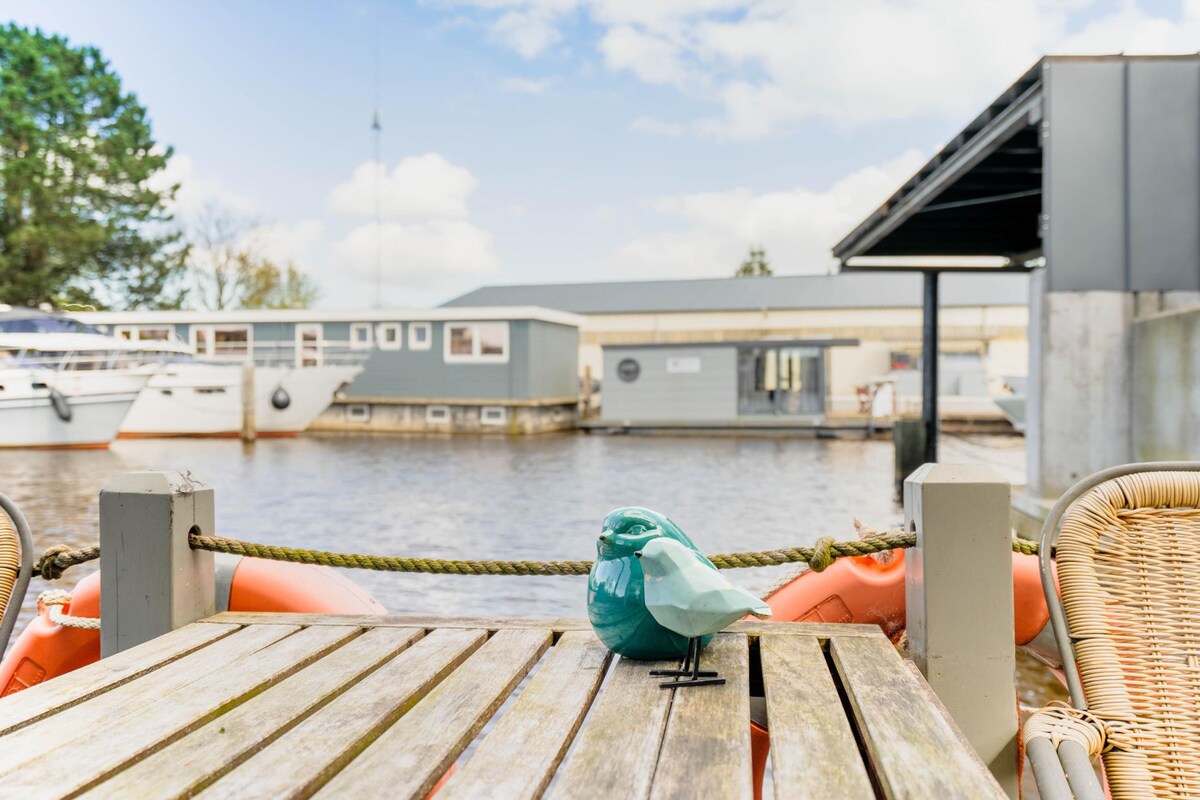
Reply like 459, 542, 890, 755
745, 546, 1057, 800
762, 548, 1055, 658
0, 556, 386, 697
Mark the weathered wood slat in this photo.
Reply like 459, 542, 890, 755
760, 634, 874, 799
830, 635, 1008, 800
0, 625, 358, 798
549, 653, 677, 800
80, 627, 423, 799
0, 624, 298, 776
199, 627, 487, 800
201, 612, 885, 639
439, 631, 612, 800
0, 622, 239, 736
313, 627, 550, 800
650, 633, 753, 800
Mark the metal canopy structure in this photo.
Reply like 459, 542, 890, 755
834, 61, 1044, 263
833, 61, 1048, 463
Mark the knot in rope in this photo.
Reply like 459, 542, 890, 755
35, 543, 98, 580
808, 537, 837, 573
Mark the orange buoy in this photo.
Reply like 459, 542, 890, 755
762, 548, 1054, 653
0, 556, 386, 697
746, 547, 1057, 799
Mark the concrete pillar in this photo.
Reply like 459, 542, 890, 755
905, 463, 1017, 798
1026, 270, 1134, 498
99, 472, 216, 657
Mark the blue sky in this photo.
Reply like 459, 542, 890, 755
5, 1, 1197, 308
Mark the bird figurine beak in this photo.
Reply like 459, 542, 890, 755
634, 551, 642, 558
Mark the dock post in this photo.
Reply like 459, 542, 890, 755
241, 363, 256, 442
904, 463, 1018, 798
99, 472, 216, 657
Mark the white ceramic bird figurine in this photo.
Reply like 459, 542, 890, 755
636, 537, 771, 688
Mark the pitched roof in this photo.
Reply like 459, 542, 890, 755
440, 272, 1029, 315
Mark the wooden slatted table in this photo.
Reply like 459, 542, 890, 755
0, 613, 1006, 799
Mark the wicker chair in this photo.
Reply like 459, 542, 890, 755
1025, 463, 1200, 800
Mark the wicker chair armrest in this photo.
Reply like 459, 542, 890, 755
1024, 704, 1107, 800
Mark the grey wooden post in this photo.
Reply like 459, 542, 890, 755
99, 472, 216, 657
241, 364, 257, 442
904, 463, 1018, 798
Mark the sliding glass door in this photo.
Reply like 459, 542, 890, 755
737, 346, 825, 416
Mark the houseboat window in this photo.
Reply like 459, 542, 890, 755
191, 325, 251, 359
213, 326, 251, 358
116, 325, 174, 343
448, 325, 473, 356
444, 322, 509, 364
296, 323, 323, 367
409, 322, 431, 351
350, 323, 374, 350
378, 323, 402, 350
426, 405, 450, 423
480, 406, 507, 426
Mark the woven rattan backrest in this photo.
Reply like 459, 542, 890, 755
1057, 471, 1200, 799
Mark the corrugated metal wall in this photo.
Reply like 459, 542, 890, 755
601, 346, 738, 422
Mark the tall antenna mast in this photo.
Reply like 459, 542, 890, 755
371, 10, 383, 308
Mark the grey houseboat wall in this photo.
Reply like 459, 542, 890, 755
75, 307, 583, 435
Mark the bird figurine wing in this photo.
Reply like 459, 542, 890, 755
637, 538, 771, 639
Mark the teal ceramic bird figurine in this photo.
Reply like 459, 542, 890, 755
587, 507, 718, 660
636, 537, 771, 688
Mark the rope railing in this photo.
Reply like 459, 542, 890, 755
30, 529, 1042, 582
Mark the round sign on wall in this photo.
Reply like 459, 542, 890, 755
616, 358, 641, 383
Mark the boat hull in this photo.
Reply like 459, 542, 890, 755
118, 364, 361, 437
0, 391, 141, 449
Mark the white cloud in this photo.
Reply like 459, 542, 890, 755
611, 148, 926, 276
456, 0, 1200, 137
599, 25, 689, 87
489, 9, 564, 58
149, 153, 256, 216
630, 116, 686, 136
242, 220, 324, 267
330, 220, 500, 290
327, 154, 479, 220
499, 76, 556, 94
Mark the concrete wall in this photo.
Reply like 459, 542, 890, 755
601, 346, 737, 422
1133, 307, 1200, 461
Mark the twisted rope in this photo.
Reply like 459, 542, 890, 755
29, 529, 1041, 581
36, 590, 100, 630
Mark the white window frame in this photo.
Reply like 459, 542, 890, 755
295, 323, 323, 367
408, 322, 432, 351
190, 325, 253, 361
425, 405, 450, 424
350, 322, 374, 350
115, 324, 175, 343
377, 323, 402, 351
345, 403, 371, 422
443, 322, 509, 364
480, 406, 508, 426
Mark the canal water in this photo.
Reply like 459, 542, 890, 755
0, 431, 1060, 710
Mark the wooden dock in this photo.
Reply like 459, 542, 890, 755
0, 614, 1004, 799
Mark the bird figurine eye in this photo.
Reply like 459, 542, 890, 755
634, 551, 642, 558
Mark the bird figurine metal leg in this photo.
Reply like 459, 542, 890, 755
650, 636, 717, 678
658, 637, 725, 689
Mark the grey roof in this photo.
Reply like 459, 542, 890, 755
440, 272, 1029, 315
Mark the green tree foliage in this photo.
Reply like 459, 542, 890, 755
188, 203, 318, 309
237, 255, 320, 310
0, 25, 186, 309
735, 246, 772, 277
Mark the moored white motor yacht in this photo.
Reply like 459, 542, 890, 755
0, 328, 151, 449
0, 307, 362, 439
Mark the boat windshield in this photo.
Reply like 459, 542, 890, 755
0, 314, 99, 335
